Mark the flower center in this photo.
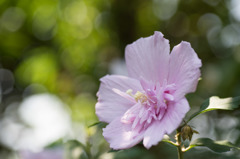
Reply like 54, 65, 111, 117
126, 89, 148, 103
121, 82, 176, 132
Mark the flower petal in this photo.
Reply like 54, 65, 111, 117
96, 75, 142, 123
103, 116, 145, 150
112, 88, 136, 103
125, 31, 170, 83
163, 98, 190, 134
168, 41, 202, 100
143, 120, 165, 149
143, 98, 189, 149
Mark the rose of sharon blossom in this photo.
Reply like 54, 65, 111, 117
95, 31, 202, 149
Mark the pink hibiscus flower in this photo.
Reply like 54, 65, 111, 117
95, 31, 202, 149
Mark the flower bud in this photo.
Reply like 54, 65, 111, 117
181, 125, 199, 141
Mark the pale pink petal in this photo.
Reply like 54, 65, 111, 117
168, 41, 202, 101
103, 116, 145, 150
125, 31, 170, 83
121, 102, 142, 125
143, 98, 189, 149
162, 98, 190, 134
143, 120, 165, 149
112, 88, 136, 103
96, 75, 142, 123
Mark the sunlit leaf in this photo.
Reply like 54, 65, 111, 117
188, 96, 240, 122
184, 138, 240, 153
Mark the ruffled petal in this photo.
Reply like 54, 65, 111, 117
168, 41, 202, 101
162, 98, 190, 134
125, 31, 170, 83
96, 75, 142, 123
103, 116, 145, 150
143, 98, 189, 149
143, 120, 165, 149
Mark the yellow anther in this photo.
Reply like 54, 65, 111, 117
126, 89, 133, 96
126, 89, 148, 103
134, 91, 147, 103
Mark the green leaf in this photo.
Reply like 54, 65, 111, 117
66, 140, 86, 149
188, 96, 240, 122
46, 139, 63, 148
88, 121, 106, 128
65, 140, 89, 159
108, 149, 122, 153
184, 138, 240, 153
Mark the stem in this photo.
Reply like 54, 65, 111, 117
176, 129, 184, 159
177, 145, 183, 159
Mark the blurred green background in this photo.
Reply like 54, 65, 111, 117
0, 0, 240, 158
